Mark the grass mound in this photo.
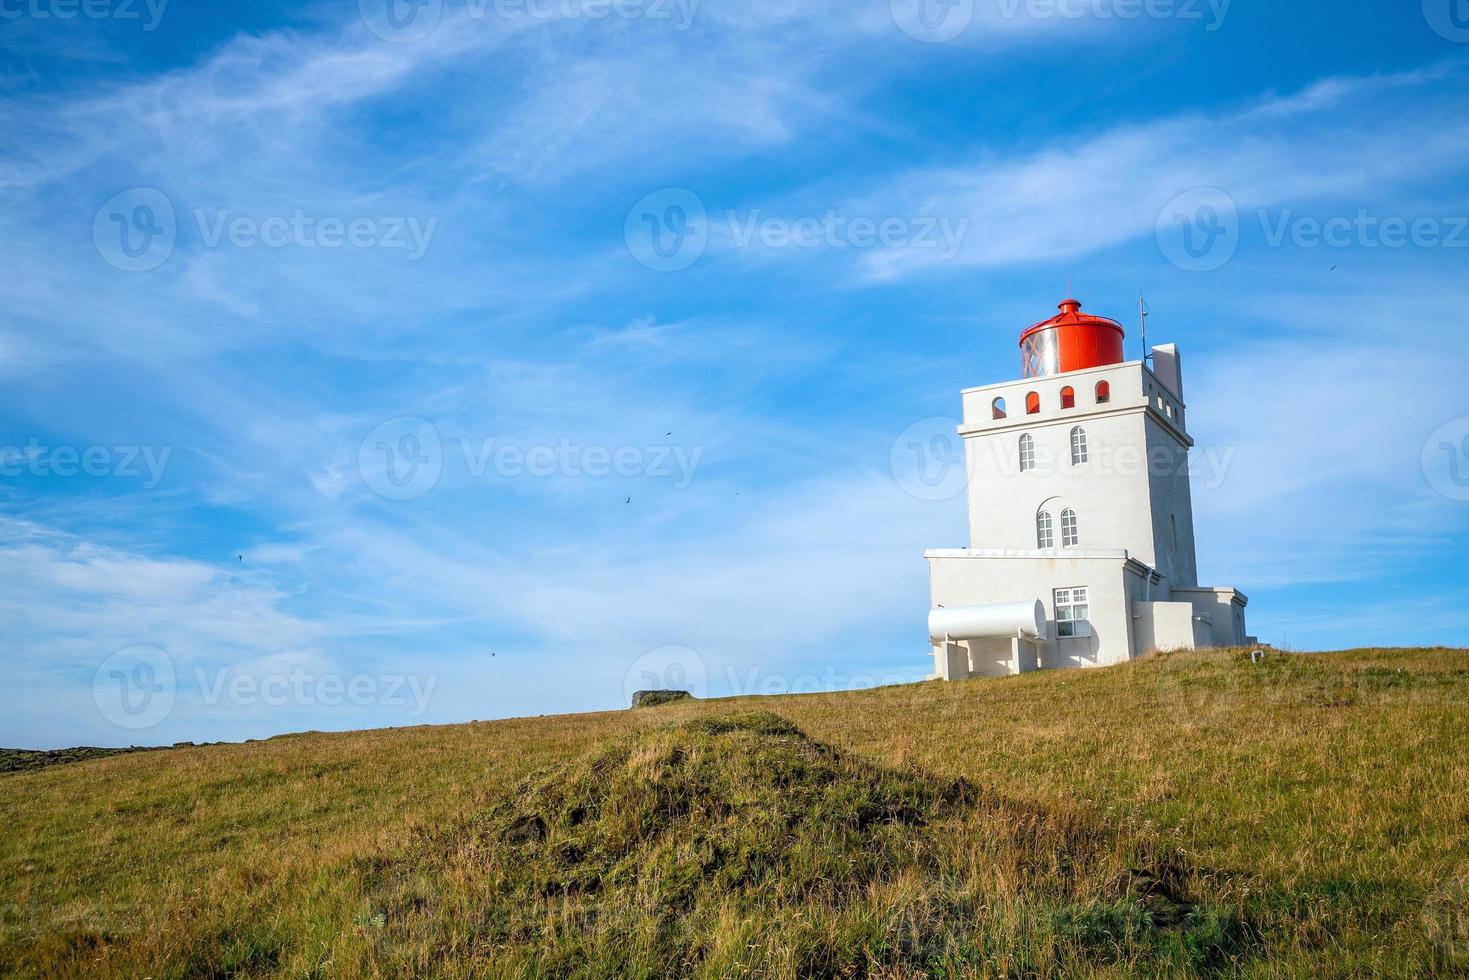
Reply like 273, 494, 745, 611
0, 746, 163, 775
358, 712, 1250, 977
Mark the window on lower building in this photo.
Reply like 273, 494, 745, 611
1019, 433, 1036, 473
1054, 587, 1091, 637
1070, 426, 1088, 465
1060, 508, 1079, 547
1036, 510, 1054, 549
1095, 380, 1111, 404
1060, 385, 1076, 409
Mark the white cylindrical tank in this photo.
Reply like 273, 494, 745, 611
929, 600, 1046, 642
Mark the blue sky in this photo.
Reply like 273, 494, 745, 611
2, 0, 1468, 748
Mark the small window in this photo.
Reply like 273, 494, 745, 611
1054, 587, 1091, 637
1060, 508, 1079, 547
1037, 510, 1054, 549
1070, 426, 1088, 465
1019, 433, 1036, 473
1060, 386, 1076, 409
1025, 391, 1040, 415
992, 397, 1007, 420
1095, 381, 1111, 404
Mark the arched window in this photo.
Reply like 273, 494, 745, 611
1018, 433, 1036, 473
1036, 510, 1054, 549
1095, 380, 1111, 404
1025, 391, 1040, 415
992, 397, 1007, 420
1061, 508, 1079, 548
1060, 386, 1076, 409
1070, 426, 1088, 465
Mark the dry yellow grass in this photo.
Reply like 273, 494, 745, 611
3, 647, 1467, 977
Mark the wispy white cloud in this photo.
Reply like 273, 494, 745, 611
840, 65, 1469, 280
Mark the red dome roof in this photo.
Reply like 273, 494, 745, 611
1018, 299, 1126, 378
1019, 298, 1125, 343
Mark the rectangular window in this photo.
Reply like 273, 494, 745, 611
1054, 587, 1091, 638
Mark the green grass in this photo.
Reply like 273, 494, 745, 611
3, 647, 1468, 977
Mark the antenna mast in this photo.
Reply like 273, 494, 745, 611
1139, 293, 1152, 365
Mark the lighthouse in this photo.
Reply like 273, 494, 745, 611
925, 298, 1251, 680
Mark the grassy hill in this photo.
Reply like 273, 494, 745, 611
3, 647, 1468, 977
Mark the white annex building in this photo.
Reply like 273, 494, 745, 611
927, 298, 1252, 681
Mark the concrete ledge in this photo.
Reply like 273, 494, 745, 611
925, 548, 1131, 559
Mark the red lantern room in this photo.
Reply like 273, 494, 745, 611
1019, 298, 1126, 379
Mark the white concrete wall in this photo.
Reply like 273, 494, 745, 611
955, 362, 1194, 581
1172, 588, 1249, 646
927, 553, 1135, 675
1133, 601, 1197, 653
1144, 413, 1199, 587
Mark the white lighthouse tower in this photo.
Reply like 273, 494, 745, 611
926, 298, 1250, 680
